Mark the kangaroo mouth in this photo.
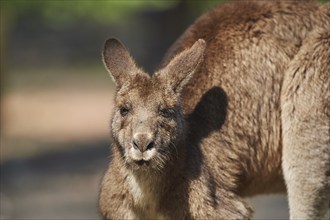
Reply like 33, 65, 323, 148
134, 159, 150, 166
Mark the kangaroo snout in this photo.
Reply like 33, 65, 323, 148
132, 133, 154, 153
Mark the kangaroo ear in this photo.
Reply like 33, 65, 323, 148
158, 39, 206, 93
102, 38, 139, 88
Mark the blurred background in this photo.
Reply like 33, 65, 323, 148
0, 0, 329, 219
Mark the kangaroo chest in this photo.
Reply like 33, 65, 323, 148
128, 175, 166, 219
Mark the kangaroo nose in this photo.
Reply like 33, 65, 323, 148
132, 133, 154, 152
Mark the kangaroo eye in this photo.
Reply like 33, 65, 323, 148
160, 108, 175, 118
119, 106, 130, 117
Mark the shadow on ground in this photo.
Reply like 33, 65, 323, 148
1, 140, 110, 219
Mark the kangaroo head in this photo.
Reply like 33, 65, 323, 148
103, 38, 205, 171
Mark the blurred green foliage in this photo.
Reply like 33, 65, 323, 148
2, 0, 328, 29
1, 0, 229, 27
6, 0, 330, 27
2, 0, 177, 26
0, 0, 224, 73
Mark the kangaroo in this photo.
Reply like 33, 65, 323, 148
99, 1, 330, 219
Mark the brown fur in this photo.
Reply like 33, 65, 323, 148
99, 1, 330, 219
